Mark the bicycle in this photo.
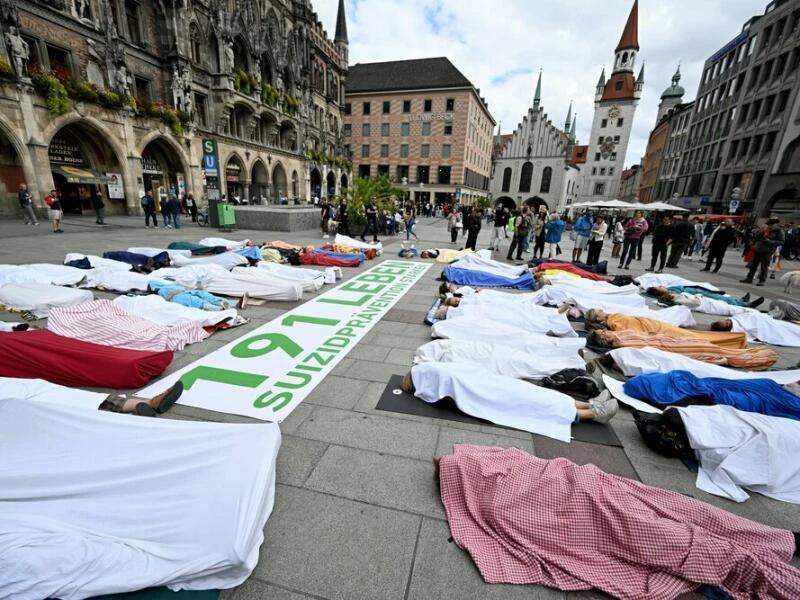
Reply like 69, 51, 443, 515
196, 205, 209, 227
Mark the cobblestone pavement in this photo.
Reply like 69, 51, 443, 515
2, 212, 799, 600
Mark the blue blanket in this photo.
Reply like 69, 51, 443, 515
443, 266, 533, 290
623, 370, 800, 420
103, 250, 170, 267
314, 249, 365, 264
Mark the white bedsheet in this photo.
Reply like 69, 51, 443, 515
677, 405, 800, 504
0, 283, 94, 318
0, 376, 106, 410
447, 302, 577, 337
449, 253, 529, 277
79, 268, 156, 292
532, 284, 647, 310
0, 264, 87, 286
0, 395, 280, 599
257, 262, 325, 292
199, 237, 251, 250
113, 294, 238, 328
730, 311, 800, 347
608, 346, 800, 383
63, 253, 132, 271
431, 317, 586, 352
127, 246, 192, 259
172, 251, 249, 270
636, 273, 720, 292
150, 264, 301, 300
334, 233, 383, 255
414, 339, 585, 378
411, 362, 576, 441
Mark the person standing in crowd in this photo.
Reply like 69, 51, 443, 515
645, 214, 673, 273
170, 194, 181, 229
447, 210, 461, 244
741, 219, 784, 286
18, 183, 39, 225
665, 214, 694, 268
186, 192, 198, 222
635, 216, 652, 261
617, 210, 648, 270
571, 211, 593, 263
360, 197, 379, 242
320, 198, 330, 239
44, 188, 63, 233
160, 193, 172, 228
544, 212, 565, 259
141, 190, 157, 228
506, 207, 527, 261
586, 214, 608, 266
701, 220, 735, 273
611, 217, 624, 258
337, 197, 351, 236
489, 206, 508, 251
686, 217, 705, 258
464, 206, 482, 251
92, 187, 105, 225
532, 208, 547, 258
405, 201, 419, 241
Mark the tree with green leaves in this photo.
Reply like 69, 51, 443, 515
345, 175, 405, 227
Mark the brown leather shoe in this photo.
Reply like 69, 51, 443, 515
148, 381, 184, 414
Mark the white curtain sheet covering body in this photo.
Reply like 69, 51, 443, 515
151, 265, 303, 301
447, 302, 577, 338
0, 397, 281, 599
0, 376, 106, 410
227, 267, 303, 301
63, 254, 133, 271
729, 312, 800, 347
0, 283, 94, 318
449, 253, 529, 277
543, 274, 642, 296
431, 317, 586, 352
674, 294, 756, 317
677, 405, 800, 504
0, 264, 87, 286
532, 285, 647, 310
413, 339, 585, 378
257, 262, 325, 292
150, 264, 229, 288
47, 299, 209, 351
0, 322, 25, 332
198, 237, 252, 250
636, 273, 721, 292
171, 252, 249, 270
410, 362, 576, 441
608, 346, 800, 383
113, 295, 238, 328
334, 233, 383, 254
79, 268, 160, 292
126, 247, 192, 259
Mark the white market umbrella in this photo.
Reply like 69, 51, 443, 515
642, 202, 689, 212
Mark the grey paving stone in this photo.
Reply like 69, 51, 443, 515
329, 357, 357, 377
279, 402, 314, 434
402, 323, 433, 338
384, 347, 415, 366
406, 518, 563, 600
227, 579, 320, 600
276, 434, 329, 487
304, 445, 445, 519
345, 344, 391, 363
531, 436, 639, 480
294, 405, 439, 460
303, 375, 369, 410
436, 426, 535, 456
370, 333, 427, 349
255, 486, 420, 600
372, 320, 407, 335
342, 359, 405, 383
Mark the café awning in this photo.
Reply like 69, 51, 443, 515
52, 166, 112, 185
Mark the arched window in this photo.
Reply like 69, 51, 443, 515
519, 162, 533, 193
622, 52, 628, 65
190, 24, 202, 64
209, 33, 220, 72
501, 167, 512, 192
540, 166, 552, 193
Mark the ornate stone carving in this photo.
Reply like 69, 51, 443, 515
4, 26, 28, 77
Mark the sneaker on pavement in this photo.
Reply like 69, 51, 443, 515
589, 390, 619, 424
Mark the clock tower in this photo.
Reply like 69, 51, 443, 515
579, 0, 643, 205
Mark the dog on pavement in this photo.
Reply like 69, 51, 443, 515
780, 271, 800, 294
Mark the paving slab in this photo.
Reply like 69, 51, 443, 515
436, 426, 535, 456
303, 375, 370, 410
304, 445, 445, 519
345, 344, 392, 363
276, 434, 329, 487
255, 485, 420, 600
341, 359, 405, 383
531, 436, 639, 480
226, 579, 321, 600
384, 347, 416, 367
370, 333, 428, 349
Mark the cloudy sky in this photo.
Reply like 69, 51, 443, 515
314, 0, 766, 167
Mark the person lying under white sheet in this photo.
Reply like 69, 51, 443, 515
636, 272, 720, 293
414, 339, 585, 379
431, 317, 586, 353
438, 302, 577, 338
257, 262, 325, 292
199, 237, 254, 250
113, 295, 238, 328
711, 312, 800, 348
151, 264, 303, 301
0, 322, 28, 332
400, 362, 618, 442
449, 253, 530, 277
0, 263, 88, 286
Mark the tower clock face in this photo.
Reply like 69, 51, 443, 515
608, 106, 621, 120
600, 136, 616, 159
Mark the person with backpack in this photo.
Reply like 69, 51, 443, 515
571, 211, 593, 263
740, 219, 785, 287
544, 212, 566, 259
506, 207, 530, 261
464, 206, 482, 251
18, 183, 39, 225
141, 190, 157, 228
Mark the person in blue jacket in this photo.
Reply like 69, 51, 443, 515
572, 211, 593, 263
544, 213, 565, 259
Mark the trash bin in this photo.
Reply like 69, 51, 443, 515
208, 199, 220, 228
218, 203, 236, 230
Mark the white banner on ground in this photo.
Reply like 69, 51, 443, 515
139, 260, 431, 421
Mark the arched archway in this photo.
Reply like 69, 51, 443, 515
524, 196, 549, 213
0, 117, 33, 216
47, 120, 125, 214
272, 162, 288, 202
224, 154, 245, 200
519, 161, 533, 193
778, 135, 800, 173
140, 136, 189, 211
496, 196, 516, 210
251, 159, 269, 203
340, 173, 349, 190
326, 171, 336, 197
310, 167, 322, 198
291, 170, 299, 199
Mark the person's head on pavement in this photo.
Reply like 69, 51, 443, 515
711, 319, 734, 332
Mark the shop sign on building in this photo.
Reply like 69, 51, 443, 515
48, 137, 87, 166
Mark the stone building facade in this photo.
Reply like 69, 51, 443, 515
343, 57, 495, 208
0, 0, 349, 217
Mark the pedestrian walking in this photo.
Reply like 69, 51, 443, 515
701, 220, 735, 273
489, 207, 508, 251
586, 214, 608, 266
447, 211, 461, 244
533, 208, 547, 258
18, 183, 39, 225
571, 211, 593, 263
741, 219, 784, 286
360, 197, 379, 242
141, 190, 157, 228
544, 213, 566, 259
337, 198, 352, 237
44, 188, 63, 233
170, 194, 181, 229
92, 188, 106, 225
320, 199, 330, 238
160, 194, 172, 228
617, 211, 648, 270
186, 192, 198, 222
506, 207, 530, 261
611, 219, 624, 258
665, 214, 694, 268
636, 217, 652, 261
464, 206, 481, 251
646, 215, 673, 273
405, 202, 419, 241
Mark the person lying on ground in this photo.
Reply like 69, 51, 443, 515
646, 287, 763, 316
586, 329, 778, 369
434, 300, 577, 338
400, 362, 618, 442
438, 281, 478, 297
98, 381, 184, 416
711, 312, 800, 347
769, 299, 800, 322
585, 308, 747, 348
646, 286, 763, 309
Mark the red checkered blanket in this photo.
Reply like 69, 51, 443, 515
439, 445, 800, 600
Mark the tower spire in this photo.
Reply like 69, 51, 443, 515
334, 0, 348, 45
616, 0, 639, 52
596, 67, 606, 88
570, 114, 577, 142
495, 121, 502, 149
672, 63, 681, 85
565, 100, 572, 130
533, 69, 542, 110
